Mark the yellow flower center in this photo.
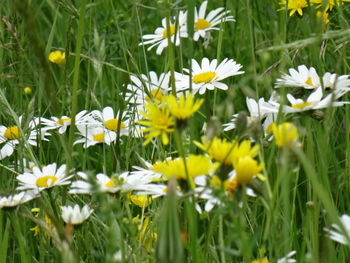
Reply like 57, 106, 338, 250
93, 133, 105, 142
104, 179, 116, 188
304, 76, 314, 86
193, 71, 216, 84
162, 25, 176, 38
195, 18, 211, 30
36, 176, 58, 187
56, 117, 71, 125
292, 101, 313, 109
104, 119, 126, 131
4, 126, 21, 140
146, 89, 163, 102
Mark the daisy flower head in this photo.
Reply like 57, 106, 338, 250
163, 93, 204, 121
193, 1, 235, 41
74, 125, 117, 148
61, 204, 93, 225
48, 50, 66, 66
137, 101, 174, 146
0, 116, 50, 160
16, 163, 74, 191
175, 57, 244, 95
324, 214, 350, 245
90, 107, 129, 135
275, 65, 320, 89
139, 11, 188, 55
322, 72, 350, 91
279, 0, 308, 16
39, 110, 88, 134
0, 191, 38, 209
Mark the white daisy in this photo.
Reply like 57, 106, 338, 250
0, 190, 38, 208
61, 204, 93, 225
193, 1, 235, 41
74, 125, 117, 148
277, 250, 297, 263
324, 214, 350, 245
0, 116, 50, 160
16, 163, 74, 191
90, 107, 129, 135
39, 110, 88, 134
175, 57, 244, 95
69, 172, 122, 194
139, 11, 188, 55
275, 65, 320, 89
322, 72, 350, 91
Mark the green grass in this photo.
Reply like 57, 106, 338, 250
1, 0, 350, 262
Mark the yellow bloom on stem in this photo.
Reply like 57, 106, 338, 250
235, 156, 264, 185
232, 140, 260, 164
152, 155, 219, 187
269, 122, 299, 149
279, 0, 308, 16
311, 0, 350, 11
130, 194, 152, 208
137, 102, 174, 145
48, 50, 66, 66
163, 93, 204, 120
194, 136, 237, 166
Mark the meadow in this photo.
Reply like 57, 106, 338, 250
1, 0, 350, 262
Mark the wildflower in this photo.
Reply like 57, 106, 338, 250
322, 72, 350, 91
130, 194, 152, 208
277, 251, 297, 263
40, 110, 88, 134
0, 116, 50, 160
137, 102, 174, 145
316, 10, 329, 24
275, 65, 320, 89
74, 125, 117, 148
16, 163, 74, 191
194, 136, 237, 166
152, 155, 219, 187
133, 216, 158, 251
269, 122, 299, 148
0, 191, 38, 208
48, 50, 66, 66
69, 172, 122, 194
232, 140, 260, 162
251, 258, 269, 263
175, 57, 244, 95
61, 204, 93, 225
90, 107, 129, 135
234, 156, 264, 185
324, 214, 350, 245
139, 11, 188, 55
30, 208, 56, 238
279, 0, 308, 16
193, 1, 235, 41
311, 0, 350, 11
24, 86, 32, 94
163, 93, 204, 120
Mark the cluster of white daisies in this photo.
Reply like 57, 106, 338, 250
139, 1, 235, 54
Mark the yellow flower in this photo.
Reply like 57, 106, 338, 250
130, 194, 152, 208
194, 136, 237, 166
138, 102, 175, 145
311, 0, 350, 11
48, 50, 66, 66
316, 11, 329, 24
152, 155, 219, 187
235, 156, 264, 185
134, 216, 157, 251
232, 140, 260, 165
251, 258, 269, 263
279, 0, 308, 16
269, 122, 299, 149
163, 93, 204, 120
24, 86, 32, 94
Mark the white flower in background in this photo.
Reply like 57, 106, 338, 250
322, 72, 350, 91
325, 214, 350, 245
74, 125, 116, 148
139, 11, 188, 55
175, 57, 244, 95
193, 1, 235, 41
16, 163, 73, 191
223, 96, 277, 132
90, 107, 129, 135
275, 65, 320, 89
69, 172, 122, 194
61, 204, 93, 225
39, 110, 88, 134
0, 190, 38, 208
277, 250, 297, 263
0, 116, 50, 160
